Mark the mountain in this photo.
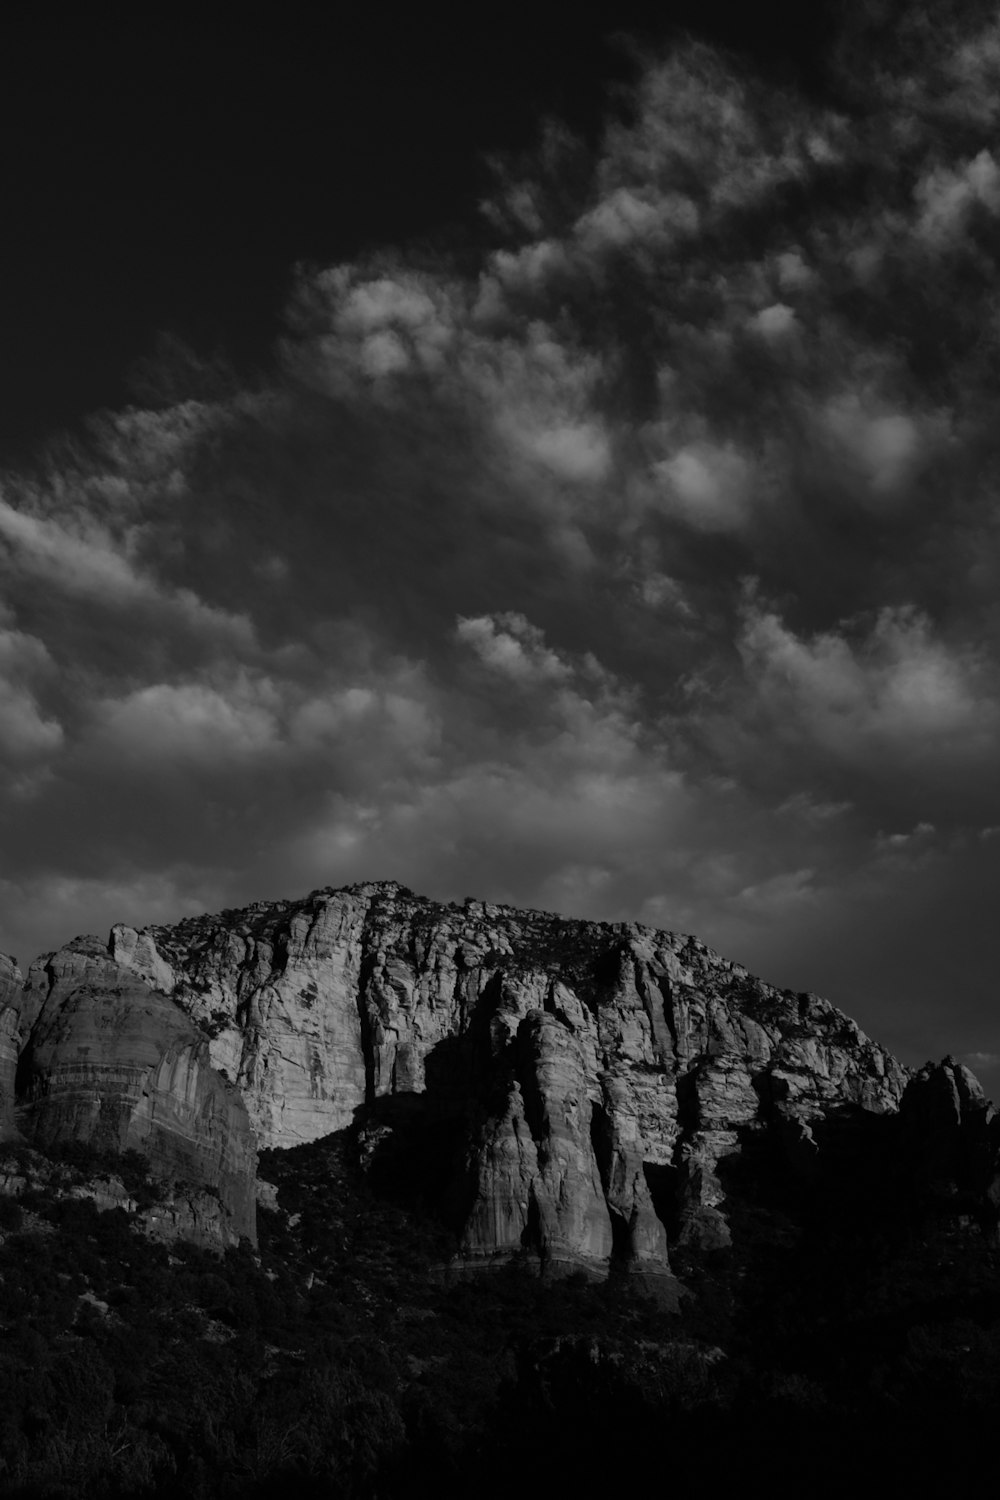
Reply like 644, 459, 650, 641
3, 880, 998, 1262
2, 882, 1000, 1496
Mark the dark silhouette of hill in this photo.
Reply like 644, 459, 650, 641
0, 1107, 998, 1497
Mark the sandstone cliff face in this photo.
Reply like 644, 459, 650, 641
0, 953, 21, 1141
78, 881, 908, 1272
8, 884, 958, 1269
12, 937, 256, 1246
899, 1057, 1000, 1238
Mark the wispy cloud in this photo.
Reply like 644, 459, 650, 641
0, 626, 63, 761
1, 14, 1000, 1074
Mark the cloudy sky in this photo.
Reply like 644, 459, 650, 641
2, 3, 999, 1088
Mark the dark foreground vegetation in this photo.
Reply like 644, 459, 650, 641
0, 1130, 997, 1497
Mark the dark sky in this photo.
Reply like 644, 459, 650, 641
2, 2, 1000, 1094
1, 4, 830, 456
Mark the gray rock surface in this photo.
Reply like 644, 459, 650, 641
13, 937, 256, 1245
899, 1056, 1000, 1237
0, 952, 22, 1141
64, 882, 913, 1268
6, 881, 974, 1268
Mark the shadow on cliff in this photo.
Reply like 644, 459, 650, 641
355, 1091, 476, 1239
353, 995, 515, 1242
682, 1100, 1000, 1377
710, 1106, 925, 1271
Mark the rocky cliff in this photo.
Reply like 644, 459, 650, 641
0, 952, 21, 1141
898, 1055, 1000, 1238
2, 889, 998, 1500
3, 881, 990, 1270
6, 937, 256, 1246
2, 880, 924, 1271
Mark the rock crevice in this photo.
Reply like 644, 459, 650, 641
2, 882, 969, 1269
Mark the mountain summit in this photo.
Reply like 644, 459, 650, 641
3, 881, 994, 1263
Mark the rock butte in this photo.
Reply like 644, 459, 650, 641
0, 881, 994, 1263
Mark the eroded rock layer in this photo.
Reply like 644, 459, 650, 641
0, 953, 22, 1141
12, 937, 256, 1246
13, 883, 976, 1268
81, 880, 910, 1271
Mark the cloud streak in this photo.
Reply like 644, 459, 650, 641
1, 12, 1000, 1087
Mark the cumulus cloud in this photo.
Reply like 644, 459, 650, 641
575, 186, 698, 250
913, 149, 1000, 242
964, 1051, 1000, 1071
2, 13, 1000, 1078
654, 441, 755, 532
820, 397, 924, 498
875, 822, 936, 852
0, 477, 255, 652
734, 867, 818, 916
0, 627, 63, 761
455, 612, 572, 685
91, 679, 282, 767
750, 303, 798, 341
0, 498, 148, 604
733, 598, 1000, 780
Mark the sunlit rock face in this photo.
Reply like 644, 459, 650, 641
2, 883, 927, 1267
0, 953, 22, 1140
13, 938, 256, 1246
94, 881, 910, 1272
122, 892, 374, 1147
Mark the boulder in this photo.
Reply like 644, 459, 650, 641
15, 939, 256, 1246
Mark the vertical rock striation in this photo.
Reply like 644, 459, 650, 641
19, 880, 905, 1273
6, 882, 965, 1268
14, 937, 256, 1245
0, 952, 22, 1141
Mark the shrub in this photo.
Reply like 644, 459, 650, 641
0, 1197, 23, 1231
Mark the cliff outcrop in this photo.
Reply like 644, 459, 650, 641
0, 953, 21, 1141
5, 882, 988, 1270
14, 882, 915, 1271
11, 937, 256, 1246
899, 1056, 1000, 1239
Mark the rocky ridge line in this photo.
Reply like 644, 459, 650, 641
3, 937, 256, 1247
2, 880, 950, 1268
